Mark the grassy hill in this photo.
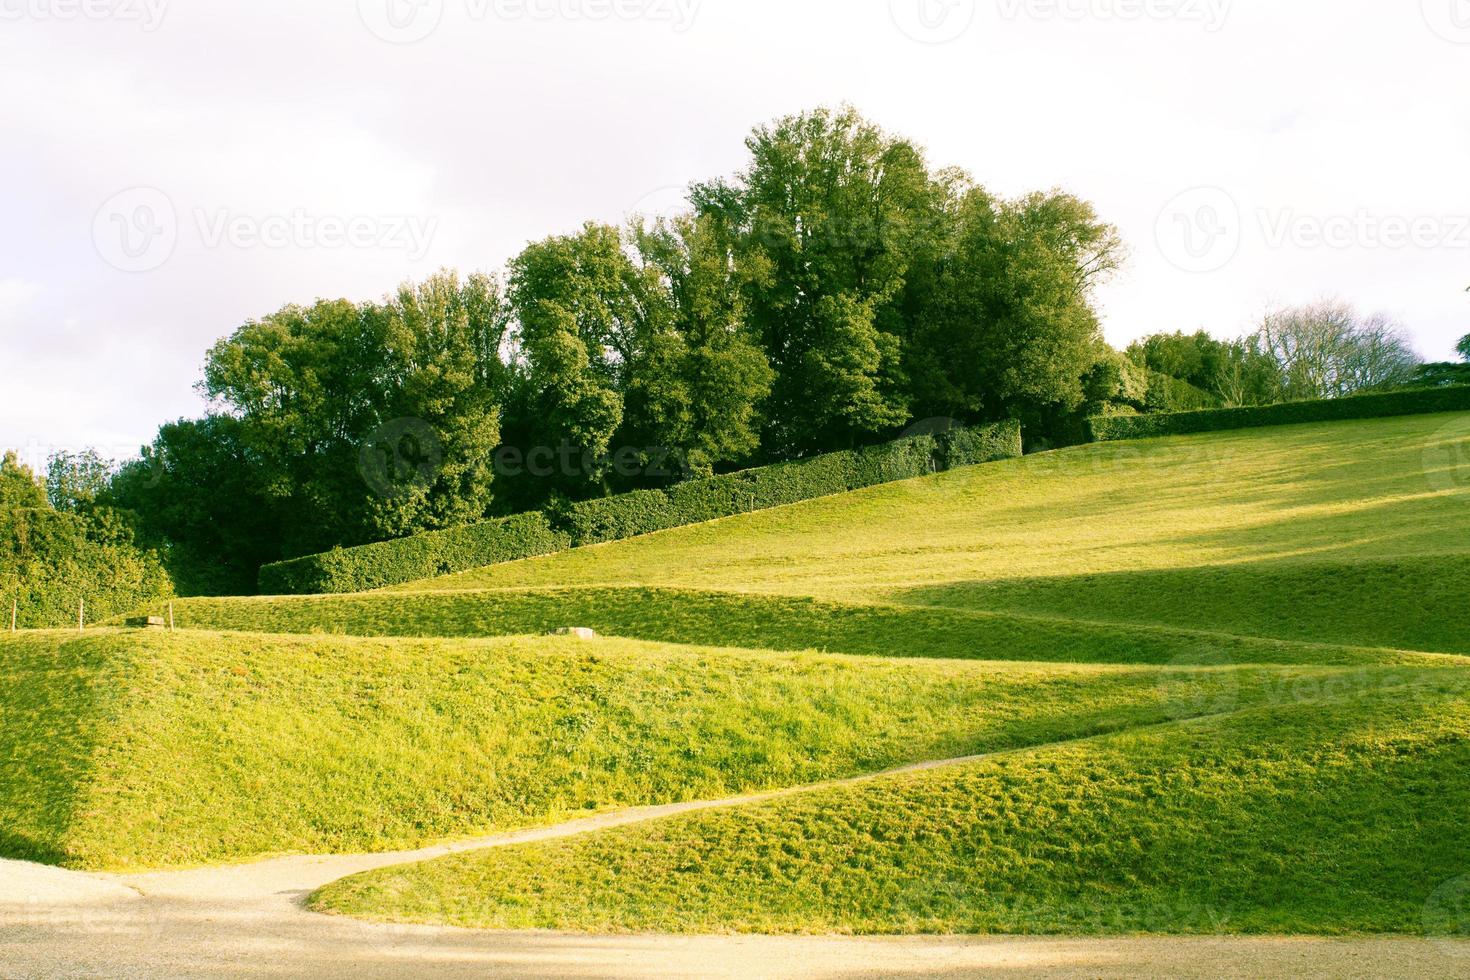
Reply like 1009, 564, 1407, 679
314, 675, 1470, 935
0, 629, 1337, 870
163, 413, 1470, 659
6, 410, 1468, 937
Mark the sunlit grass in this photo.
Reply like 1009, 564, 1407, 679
314, 677, 1470, 935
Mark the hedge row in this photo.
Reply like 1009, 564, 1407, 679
1087, 385, 1470, 442
257, 512, 571, 596
258, 420, 1022, 595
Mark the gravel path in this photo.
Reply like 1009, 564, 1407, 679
3, 750, 1466, 978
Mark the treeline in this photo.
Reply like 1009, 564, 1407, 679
102, 106, 1133, 594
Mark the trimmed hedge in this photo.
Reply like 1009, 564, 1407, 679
258, 420, 1023, 595
257, 512, 571, 596
1087, 386, 1470, 443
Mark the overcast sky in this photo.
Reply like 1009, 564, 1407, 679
3, 0, 1468, 463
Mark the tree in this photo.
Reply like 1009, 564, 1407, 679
908, 188, 1124, 430
1458, 333, 1470, 362
45, 449, 113, 513
507, 224, 641, 494
0, 451, 47, 510
1252, 300, 1420, 400
693, 106, 942, 455
626, 214, 774, 476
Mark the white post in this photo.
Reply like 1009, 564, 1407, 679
168, 601, 175, 632
78, 598, 84, 633
9, 599, 15, 632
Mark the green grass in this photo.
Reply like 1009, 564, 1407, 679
11, 411, 1469, 938
150, 414, 1470, 660
0, 628, 1361, 870
313, 676, 1470, 935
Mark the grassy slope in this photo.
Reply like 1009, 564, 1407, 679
397, 415, 1470, 655
314, 677, 1470, 935
0, 628, 1359, 870
159, 414, 1470, 663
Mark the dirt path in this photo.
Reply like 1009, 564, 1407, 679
3, 749, 1466, 978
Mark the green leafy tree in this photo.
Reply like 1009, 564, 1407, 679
693, 106, 942, 455
1457, 333, 1470, 362
908, 188, 1124, 431
626, 214, 774, 476
0, 451, 47, 510
508, 224, 646, 493
45, 449, 113, 513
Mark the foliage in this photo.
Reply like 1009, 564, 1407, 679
692, 106, 931, 456
1459, 333, 1470, 362
44, 450, 112, 513
313, 679, 1470, 934
0, 451, 47, 510
1250, 300, 1420, 400
908, 189, 1124, 430
1087, 384, 1470, 441
256, 511, 570, 595
0, 507, 172, 628
0, 629, 1309, 869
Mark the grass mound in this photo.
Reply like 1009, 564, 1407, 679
0, 628, 1352, 870
313, 676, 1470, 935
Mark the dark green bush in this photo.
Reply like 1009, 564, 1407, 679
0, 508, 173, 628
257, 512, 570, 595
258, 420, 1024, 595
1088, 386, 1470, 442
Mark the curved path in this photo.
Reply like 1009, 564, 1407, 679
3, 749, 1466, 978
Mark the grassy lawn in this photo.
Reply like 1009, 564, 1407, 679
0, 628, 1362, 870
313, 676, 1470, 935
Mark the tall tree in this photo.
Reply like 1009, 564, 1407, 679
507, 224, 645, 493
908, 188, 1124, 429
1252, 300, 1420, 400
626, 214, 774, 476
0, 451, 47, 510
693, 106, 944, 455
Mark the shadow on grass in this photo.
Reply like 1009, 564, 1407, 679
888, 553, 1470, 656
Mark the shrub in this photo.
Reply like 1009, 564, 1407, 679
1088, 386, 1470, 442
257, 512, 571, 595
0, 507, 173, 628
257, 420, 1024, 594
